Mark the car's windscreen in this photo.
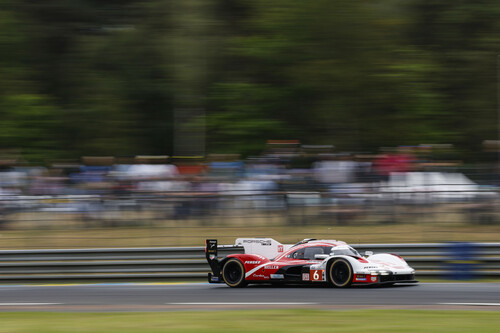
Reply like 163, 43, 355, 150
287, 246, 333, 260
331, 247, 361, 256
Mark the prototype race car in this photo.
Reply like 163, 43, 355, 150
205, 238, 417, 287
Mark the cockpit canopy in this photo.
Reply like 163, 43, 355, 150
285, 245, 361, 260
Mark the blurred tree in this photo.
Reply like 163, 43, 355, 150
0, 1, 63, 162
61, 7, 175, 156
206, 0, 448, 154
13, 0, 175, 157
0, 0, 499, 162
0, 94, 62, 162
407, 0, 500, 156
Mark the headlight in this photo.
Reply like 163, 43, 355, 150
369, 270, 390, 276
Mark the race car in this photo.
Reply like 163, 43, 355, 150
205, 238, 417, 287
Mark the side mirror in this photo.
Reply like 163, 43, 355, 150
314, 254, 328, 260
364, 251, 373, 257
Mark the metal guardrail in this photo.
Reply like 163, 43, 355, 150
0, 243, 499, 282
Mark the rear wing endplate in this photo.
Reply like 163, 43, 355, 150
205, 239, 220, 281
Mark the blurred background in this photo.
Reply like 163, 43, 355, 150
0, 0, 500, 249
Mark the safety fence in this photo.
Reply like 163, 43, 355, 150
1, 186, 499, 229
1, 188, 499, 249
0, 243, 498, 282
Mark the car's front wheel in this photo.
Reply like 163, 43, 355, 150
328, 258, 353, 288
222, 258, 247, 288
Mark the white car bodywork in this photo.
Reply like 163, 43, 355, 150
309, 245, 415, 283
234, 238, 415, 284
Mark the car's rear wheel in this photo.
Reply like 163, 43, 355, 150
328, 259, 353, 288
222, 258, 247, 288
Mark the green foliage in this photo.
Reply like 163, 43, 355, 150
208, 82, 287, 155
0, 94, 62, 161
0, 0, 499, 161
209, 0, 451, 152
408, 0, 500, 152
0, 310, 499, 333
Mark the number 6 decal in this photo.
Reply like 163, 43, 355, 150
311, 269, 323, 281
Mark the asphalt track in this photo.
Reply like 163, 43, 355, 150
0, 282, 499, 311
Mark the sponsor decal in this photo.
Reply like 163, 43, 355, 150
243, 239, 271, 246
310, 269, 323, 281
302, 273, 310, 281
355, 274, 367, 282
270, 274, 284, 279
252, 274, 269, 279
278, 245, 284, 253
370, 276, 377, 282
264, 265, 279, 270
244, 261, 261, 265
206, 240, 217, 253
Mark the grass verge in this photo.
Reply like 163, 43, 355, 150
1, 310, 500, 333
1, 221, 500, 249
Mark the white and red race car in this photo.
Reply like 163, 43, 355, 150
206, 238, 417, 287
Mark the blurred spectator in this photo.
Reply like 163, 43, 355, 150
313, 154, 357, 184
373, 148, 414, 180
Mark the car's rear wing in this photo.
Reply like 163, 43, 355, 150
234, 238, 293, 259
205, 238, 292, 261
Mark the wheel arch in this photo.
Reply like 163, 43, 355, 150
326, 255, 361, 271
221, 257, 247, 287
326, 256, 355, 287
225, 253, 270, 271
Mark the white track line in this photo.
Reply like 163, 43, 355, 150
0, 303, 62, 306
438, 303, 500, 306
169, 302, 316, 305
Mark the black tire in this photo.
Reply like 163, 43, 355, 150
222, 258, 247, 288
328, 258, 353, 288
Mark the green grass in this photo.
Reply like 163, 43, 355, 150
1, 310, 500, 332
1, 220, 500, 249
1, 204, 500, 249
